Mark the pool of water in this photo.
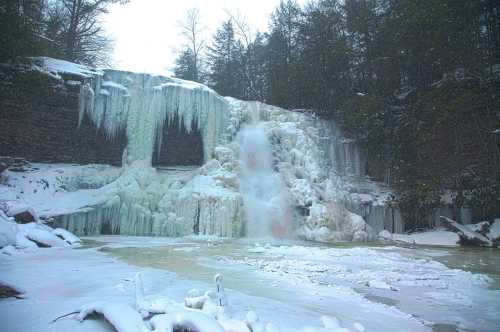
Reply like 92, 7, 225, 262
97, 239, 500, 332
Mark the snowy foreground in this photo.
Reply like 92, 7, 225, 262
1, 237, 499, 332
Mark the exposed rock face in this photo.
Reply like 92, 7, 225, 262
152, 115, 204, 167
13, 211, 36, 224
0, 284, 22, 299
0, 157, 28, 174
0, 63, 127, 166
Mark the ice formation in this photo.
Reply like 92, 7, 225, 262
238, 124, 290, 237
0, 58, 405, 241
68, 271, 360, 332
79, 70, 229, 163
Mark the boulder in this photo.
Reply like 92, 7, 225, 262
14, 211, 36, 224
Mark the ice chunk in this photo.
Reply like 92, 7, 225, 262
52, 228, 81, 245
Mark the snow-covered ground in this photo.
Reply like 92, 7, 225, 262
2, 236, 498, 332
0, 163, 122, 219
379, 229, 461, 247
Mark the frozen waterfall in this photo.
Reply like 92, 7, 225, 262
79, 70, 229, 165
238, 124, 291, 238
20, 59, 403, 239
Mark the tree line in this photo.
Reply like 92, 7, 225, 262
175, 0, 500, 229
0, 0, 127, 65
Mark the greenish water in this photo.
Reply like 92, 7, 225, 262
99, 240, 500, 290
99, 240, 500, 332
430, 246, 500, 289
99, 242, 266, 289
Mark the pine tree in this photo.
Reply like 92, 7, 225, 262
0, 0, 48, 61
174, 49, 198, 81
207, 20, 243, 98
266, 0, 303, 108
298, 0, 351, 113
246, 32, 269, 101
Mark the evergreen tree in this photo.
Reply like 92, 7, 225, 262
245, 32, 269, 101
297, 0, 351, 113
174, 48, 198, 81
207, 20, 243, 98
0, 0, 49, 61
266, 0, 303, 108
0, 0, 128, 66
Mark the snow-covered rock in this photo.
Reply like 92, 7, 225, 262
487, 219, 500, 243
0, 208, 80, 251
387, 229, 460, 247
378, 230, 392, 240
23, 223, 69, 247
53, 228, 81, 245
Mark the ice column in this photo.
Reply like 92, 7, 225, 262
238, 124, 290, 237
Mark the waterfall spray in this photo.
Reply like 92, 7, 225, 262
238, 124, 291, 238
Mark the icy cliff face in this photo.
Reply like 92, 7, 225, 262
1, 58, 399, 240
79, 70, 229, 164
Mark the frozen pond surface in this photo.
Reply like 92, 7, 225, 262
99, 237, 500, 332
1, 236, 499, 332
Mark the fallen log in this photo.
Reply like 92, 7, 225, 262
440, 216, 493, 247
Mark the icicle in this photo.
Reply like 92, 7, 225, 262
214, 274, 227, 307
80, 69, 232, 165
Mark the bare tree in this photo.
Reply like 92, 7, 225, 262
53, 0, 128, 66
178, 7, 205, 82
224, 9, 252, 47
223, 9, 262, 99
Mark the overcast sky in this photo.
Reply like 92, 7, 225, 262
104, 0, 307, 75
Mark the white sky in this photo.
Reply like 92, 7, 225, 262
104, 0, 307, 75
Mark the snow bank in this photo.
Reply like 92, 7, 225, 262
70, 271, 371, 332
75, 302, 146, 332
34, 57, 102, 78
0, 207, 80, 251
71, 273, 284, 332
389, 229, 460, 247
